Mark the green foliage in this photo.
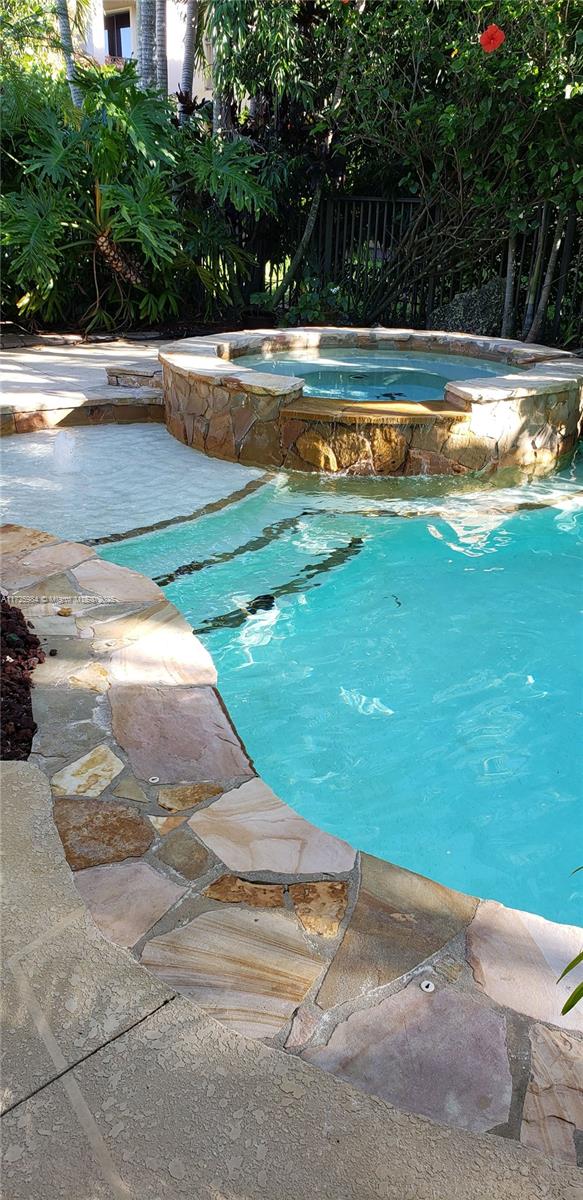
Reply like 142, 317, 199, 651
209, 0, 335, 106
259, 276, 352, 326
337, 1, 582, 225
208, 0, 581, 337
1, 61, 273, 329
0, 0, 58, 66
188, 140, 272, 215
2, 0, 580, 335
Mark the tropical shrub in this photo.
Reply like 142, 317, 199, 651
1, 0, 581, 337
1, 62, 273, 329
205, 0, 583, 340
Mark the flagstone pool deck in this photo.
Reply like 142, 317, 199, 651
1, 521, 582, 1192
5, 763, 581, 1200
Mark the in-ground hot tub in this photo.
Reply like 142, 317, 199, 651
160, 327, 582, 476
234, 347, 523, 404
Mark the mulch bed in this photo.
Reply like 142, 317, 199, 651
1, 597, 45, 760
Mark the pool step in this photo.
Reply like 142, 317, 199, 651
106, 361, 163, 389
286, 394, 470, 423
0, 383, 164, 435
83, 384, 163, 404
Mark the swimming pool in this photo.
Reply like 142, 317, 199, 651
99, 457, 583, 925
235, 347, 521, 403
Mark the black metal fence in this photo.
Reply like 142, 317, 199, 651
261, 195, 582, 347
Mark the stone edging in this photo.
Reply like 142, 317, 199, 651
0, 388, 164, 436
1, 521, 582, 1163
160, 327, 583, 476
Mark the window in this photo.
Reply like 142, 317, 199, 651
104, 11, 131, 59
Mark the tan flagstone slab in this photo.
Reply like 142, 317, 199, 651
77, 601, 166, 650
14, 572, 82, 605
72, 558, 162, 603
69, 661, 111, 693
204, 875, 285, 908
149, 813, 187, 835
11, 583, 87, 632
466, 900, 583, 1033
158, 782, 222, 811
289, 881, 348, 938
112, 774, 149, 803
109, 684, 253, 784
317, 854, 477, 1009
520, 1023, 583, 1163
0, 524, 59, 558
51, 744, 124, 798
30, 637, 97, 688
303, 981, 513, 1134
75, 860, 186, 947
188, 778, 356, 875
1, 541, 94, 590
141, 906, 323, 1038
107, 603, 216, 687
53, 797, 154, 870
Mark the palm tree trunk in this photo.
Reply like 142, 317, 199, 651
525, 212, 566, 344
179, 0, 199, 123
55, 0, 82, 107
500, 231, 516, 338
156, 0, 168, 92
138, 0, 157, 89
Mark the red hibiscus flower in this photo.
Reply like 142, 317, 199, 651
480, 24, 506, 53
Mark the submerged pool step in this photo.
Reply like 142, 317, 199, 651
98, 486, 305, 580
100, 494, 367, 632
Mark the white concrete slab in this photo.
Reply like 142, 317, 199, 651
1, 340, 168, 404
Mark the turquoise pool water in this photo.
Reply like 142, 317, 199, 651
235, 347, 521, 403
99, 461, 583, 924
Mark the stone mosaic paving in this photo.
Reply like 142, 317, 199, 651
2, 521, 582, 1166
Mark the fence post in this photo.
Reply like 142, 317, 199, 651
322, 198, 334, 280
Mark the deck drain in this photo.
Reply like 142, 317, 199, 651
420, 980, 435, 993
